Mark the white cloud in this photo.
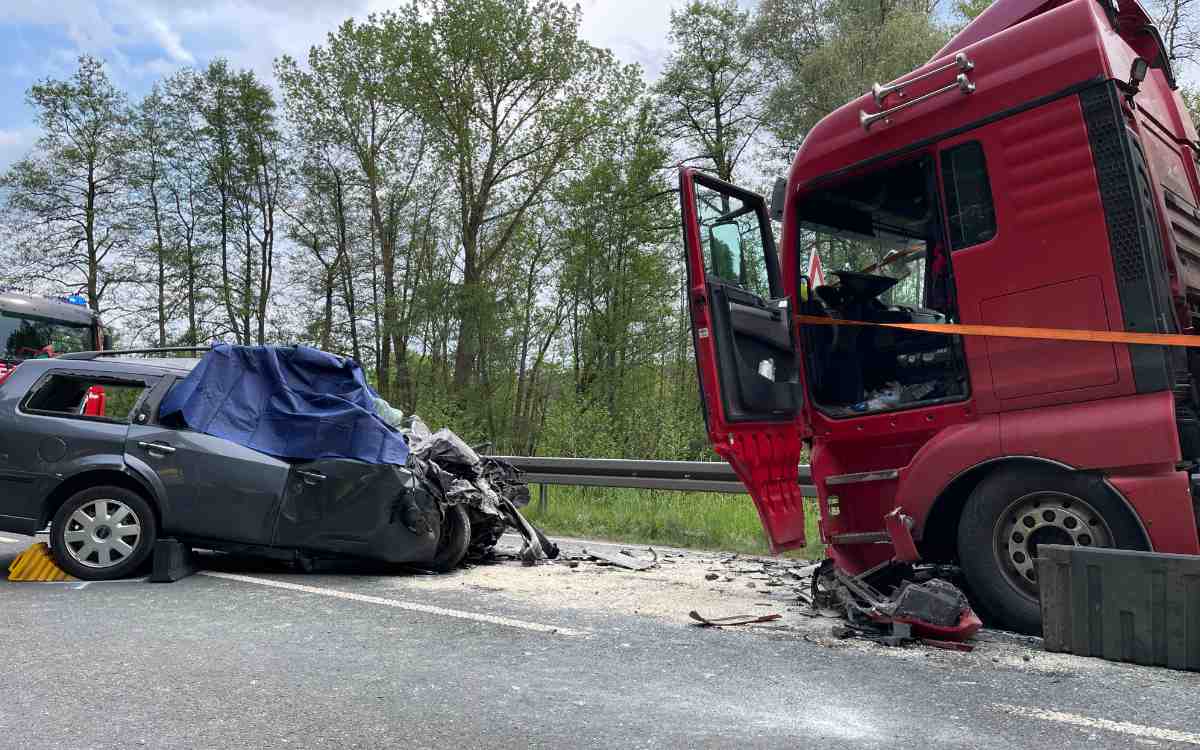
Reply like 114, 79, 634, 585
145, 17, 195, 64
0, 0, 692, 88
579, 0, 677, 78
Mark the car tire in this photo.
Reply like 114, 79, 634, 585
49, 486, 158, 581
429, 504, 471, 572
956, 466, 1148, 635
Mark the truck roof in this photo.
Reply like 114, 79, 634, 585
783, 0, 1170, 193
0, 290, 95, 326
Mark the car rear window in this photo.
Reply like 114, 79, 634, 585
23, 373, 150, 423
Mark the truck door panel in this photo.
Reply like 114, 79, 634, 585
980, 277, 1119, 399
679, 168, 810, 552
939, 91, 1139, 413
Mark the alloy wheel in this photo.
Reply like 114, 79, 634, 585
62, 498, 143, 569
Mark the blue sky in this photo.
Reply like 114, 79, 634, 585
0, 0, 707, 171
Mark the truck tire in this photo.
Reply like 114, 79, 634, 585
49, 486, 157, 581
429, 504, 471, 572
956, 466, 1148, 635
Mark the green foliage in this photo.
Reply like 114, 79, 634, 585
1181, 86, 1200, 132
655, 0, 765, 182
0, 55, 132, 311
954, 0, 992, 23
523, 486, 824, 557
747, 0, 953, 152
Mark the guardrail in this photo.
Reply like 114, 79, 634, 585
494, 456, 817, 509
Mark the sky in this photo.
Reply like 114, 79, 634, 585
0, 0, 713, 171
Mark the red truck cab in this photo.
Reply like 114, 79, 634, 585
680, 0, 1200, 633
0, 291, 108, 415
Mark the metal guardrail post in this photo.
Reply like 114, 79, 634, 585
538, 483, 547, 513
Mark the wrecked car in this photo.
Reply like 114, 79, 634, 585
0, 344, 546, 580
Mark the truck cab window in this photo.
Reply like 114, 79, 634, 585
941, 141, 996, 250
795, 156, 968, 417
693, 182, 773, 299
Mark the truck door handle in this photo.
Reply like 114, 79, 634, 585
297, 470, 326, 486
137, 441, 176, 456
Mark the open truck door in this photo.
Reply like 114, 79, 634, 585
678, 168, 811, 552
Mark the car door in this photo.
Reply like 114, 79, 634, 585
1, 367, 153, 528
273, 458, 412, 557
125, 375, 291, 544
679, 168, 812, 552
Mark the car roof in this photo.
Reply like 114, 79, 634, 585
15, 356, 199, 379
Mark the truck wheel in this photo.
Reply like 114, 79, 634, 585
50, 486, 157, 581
956, 466, 1148, 635
429, 504, 471, 572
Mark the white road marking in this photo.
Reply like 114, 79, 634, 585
199, 571, 585, 636
994, 704, 1200, 746
0, 536, 21, 544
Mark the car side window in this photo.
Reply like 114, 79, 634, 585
22, 373, 151, 424
941, 141, 996, 250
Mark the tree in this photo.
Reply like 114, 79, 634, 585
954, 0, 991, 24
0, 56, 132, 313
747, 0, 952, 152
278, 16, 427, 399
129, 86, 175, 346
230, 71, 285, 345
655, 0, 765, 182
1147, 0, 1200, 68
403, 0, 642, 391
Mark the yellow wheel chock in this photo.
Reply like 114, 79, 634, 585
7, 542, 75, 582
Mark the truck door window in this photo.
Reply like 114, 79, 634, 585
795, 156, 969, 416
941, 141, 996, 250
693, 182, 775, 299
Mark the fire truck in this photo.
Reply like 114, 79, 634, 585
0, 291, 109, 414
679, 0, 1200, 634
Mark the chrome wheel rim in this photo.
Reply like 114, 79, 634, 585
62, 499, 142, 569
993, 491, 1113, 599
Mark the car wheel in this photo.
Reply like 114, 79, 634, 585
956, 466, 1148, 635
429, 504, 470, 572
50, 486, 157, 581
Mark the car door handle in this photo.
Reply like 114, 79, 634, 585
297, 470, 326, 486
137, 441, 176, 456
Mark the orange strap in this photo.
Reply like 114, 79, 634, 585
794, 314, 1200, 348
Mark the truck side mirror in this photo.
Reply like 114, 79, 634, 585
1126, 57, 1149, 97
770, 177, 787, 222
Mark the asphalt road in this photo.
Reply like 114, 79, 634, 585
1, 531, 1198, 749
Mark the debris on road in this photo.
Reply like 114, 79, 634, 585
688, 611, 783, 627
813, 560, 981, 646
580, 547, 660, 571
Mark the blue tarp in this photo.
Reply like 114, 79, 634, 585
159, 344, 409, 465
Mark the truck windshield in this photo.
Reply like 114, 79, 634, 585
796, 156, 943, 312
0, 312, 93, 361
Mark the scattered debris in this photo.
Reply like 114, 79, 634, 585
397, 413, 557, 565
689, 611, 783, 627
705, 573, 719, 581
813, 560, 981, 647
582, 547, 659, 571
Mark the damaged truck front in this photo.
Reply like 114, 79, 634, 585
680, 0, 1200, 635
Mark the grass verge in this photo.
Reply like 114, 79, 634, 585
521, 485, 825, 559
